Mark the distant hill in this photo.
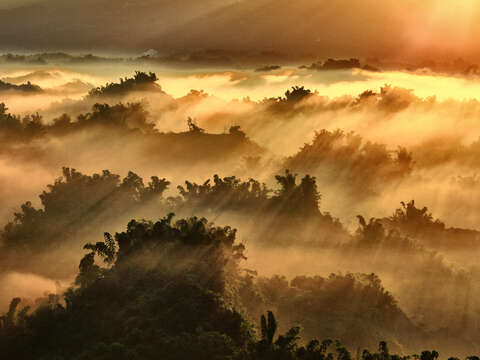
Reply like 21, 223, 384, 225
0, 0, 237, 52
0, 0, 411, 61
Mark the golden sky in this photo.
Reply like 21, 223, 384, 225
0, 0, 479, 61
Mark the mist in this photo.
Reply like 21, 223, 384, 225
3, 57, 480, 358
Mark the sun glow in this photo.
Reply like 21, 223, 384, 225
406, 0, 479, 55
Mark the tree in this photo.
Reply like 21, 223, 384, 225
261, 311, 278, 347
0, 215, 252, 359
187, 117, 205, 133
229, 125, 246, 138
88, 71, 161, 98
273, 170, 322, 216
284, 86, 312, 103
0, 168, 170, 278
356, 216, 385, 244
420, 350, 439, 360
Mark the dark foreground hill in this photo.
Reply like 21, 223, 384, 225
0, 214, 451, 360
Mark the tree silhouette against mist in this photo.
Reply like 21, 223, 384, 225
88, 71, 161, 98
229, 125, 247, 138
0, 103, 45, 140
352, 213, 423, 251
75, 102, 155, 132
173, 170, 345, 247
0, 101, 157, 141
262, 86, 315, 114
253, 310, 353, 360
273, 170, 321, 216
379, 200, 478, 250
285, 129, 413, 198
1, 166, 479, 355
0, 168, 169, 277
389, 200, 444, 234
0, 167, 345, 280
284, 86, 313, 103
260, 311, 278, 348
176, 174, 270, 212
303, 58, 361, 71
356, 216, 385, 245
0, 214, 252, 359
187, 117, 205, 133
0, 79, 42, 93
0, 210, 476, 359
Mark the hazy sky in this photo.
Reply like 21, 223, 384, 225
0, 0, 479, 61
0, 0, 40, 8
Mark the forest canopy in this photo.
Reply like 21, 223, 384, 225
1, 64, 480, 359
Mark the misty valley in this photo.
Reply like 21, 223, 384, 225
2, 53, 480, 360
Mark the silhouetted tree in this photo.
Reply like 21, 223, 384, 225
187, 117, 205, 133
88, 71, 161, 98
261, 311, 278, 347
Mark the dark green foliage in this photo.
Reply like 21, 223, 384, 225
0, 165, 479, 357
0, 215, 252, 360
0, 211, 477, 359
250, 312, 354, 360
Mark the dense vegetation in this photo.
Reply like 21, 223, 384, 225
0, 168, 345, 278
0, 79, 42, 93
1, 165, 480, 357
88, 71, 163, 98
1, 72, 480, 358
174, 170, 346, 246
285, 129, 413, 197
0, 102, 154, 141
0, 167, 169, 277
0, 215, 251, 359
0, 98, 261, 170
0, 213, 461, 360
